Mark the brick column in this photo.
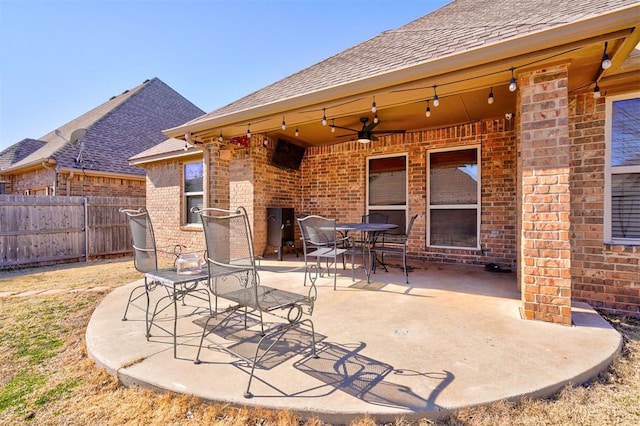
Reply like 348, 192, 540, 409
207, 141, 230, 210
518, 64, 572, 325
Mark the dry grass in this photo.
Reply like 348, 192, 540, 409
1, 260, 638, 425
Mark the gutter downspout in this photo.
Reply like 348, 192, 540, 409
41, 158, 57, 196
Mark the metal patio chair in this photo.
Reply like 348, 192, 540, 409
192, 206, 318, 398
297, 214, 349, 290
120, 208, 210, 338
371, 214, 418, 284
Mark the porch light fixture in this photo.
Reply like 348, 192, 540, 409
425, 100, 431, 117
432, 85, 440, 107
487, 87, 494, 104
508, 68, 517, 92
371, 96, 377, 113
601, 42, 612, 70
593, 83, 601, 99
281, 116, 286, 130
218, 130, 223, 142
246, 124, 251, 139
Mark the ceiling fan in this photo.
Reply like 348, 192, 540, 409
333, 117, 405, 143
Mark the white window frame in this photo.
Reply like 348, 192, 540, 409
183, 160, 204, 226
427, 144, 481, 250
366, 153, 408, 227
604, 92, 640, 245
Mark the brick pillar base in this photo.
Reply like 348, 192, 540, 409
519, 64, 572, 325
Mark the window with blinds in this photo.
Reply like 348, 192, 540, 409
367, 155, 407, 233
183, 161, 204, 225
606, 95, 640, 244
427, 146, 480, 249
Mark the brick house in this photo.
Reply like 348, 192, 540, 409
141, 0, 639, 324
0, 78, 204, 197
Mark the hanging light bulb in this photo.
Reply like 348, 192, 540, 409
281, 116, 286, 130
425, 100, 431, 118
509, 68, 517, 92
321, 108, 327, 126
218, 130, 223, 142
432, 85, 440, 107
295, 127, 299, 137
373, 112, 379, 124
593, 83, 601, 99
371, 96, 377, 113
601, 41, 612, 70
488, 87, 495, 104
331, 119, 336, 133
246, 124, 251, 139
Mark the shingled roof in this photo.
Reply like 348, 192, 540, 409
0, 138, 46, 170
2, 78, 204, 176
195, 0, 638, 122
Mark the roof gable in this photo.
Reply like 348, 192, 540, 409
0, 138, 46, 170
201, 0, 639, 120
4, 78, 204, 176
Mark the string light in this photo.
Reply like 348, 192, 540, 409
432, 85, 440, 107
371, 96, 377, 113
218, 130, 223, 142
373, 112, 379, 124
281, 116, 286, 130
509, 67, 517, 92
425, 100, 431, 117
295, 127, 299, 137
488, 87, 494, 104
246, 124, 251, 139
593, 83, 601, 99
331, 119, 336, 133
601, 41, 612, 70
321, 108, 327, 126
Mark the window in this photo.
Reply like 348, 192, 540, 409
183, 161, 204, 225
367, 155, 407, 233
605, 94, 640, 244
428, 146, 480, 249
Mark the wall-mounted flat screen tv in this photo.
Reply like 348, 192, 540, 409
271, 138, 306, 171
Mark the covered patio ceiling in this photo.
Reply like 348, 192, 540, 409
164, 11, 639, 149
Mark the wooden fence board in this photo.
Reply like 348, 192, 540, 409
0, 195, 145, 268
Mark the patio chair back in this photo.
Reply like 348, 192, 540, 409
121, 208, 158, 274
297, 215, 348, 290
196, 206, 259, 307
371, 213, 419, 284
362, 212, 388, 224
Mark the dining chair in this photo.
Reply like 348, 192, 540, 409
297, 215, 349, 290
370, 214, 418, 284
119, 208, 209, 337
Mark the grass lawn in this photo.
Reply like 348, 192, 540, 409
0, 259, 638, 425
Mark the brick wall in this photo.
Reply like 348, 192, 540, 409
144, 156, 204, 265
518, 64, 573, 325
569, 92, 640, 317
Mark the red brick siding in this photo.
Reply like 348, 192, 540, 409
569, 92, 640, 317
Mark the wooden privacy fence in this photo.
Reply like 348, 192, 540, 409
0, 195, 145, 269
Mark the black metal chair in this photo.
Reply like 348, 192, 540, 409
297, 214, 349, 290
120, 208, 209, 338
192, 206, 318, 398
371, 214, 418, 284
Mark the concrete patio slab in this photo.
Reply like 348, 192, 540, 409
86, 258, 622, 424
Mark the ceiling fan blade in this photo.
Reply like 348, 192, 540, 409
362, 120, 379, 132
332, 124, 359, 132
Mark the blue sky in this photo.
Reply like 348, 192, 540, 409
0, 0, 449, 151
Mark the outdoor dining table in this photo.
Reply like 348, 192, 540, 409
335, 222, 398, 282
143, 268, 209, 358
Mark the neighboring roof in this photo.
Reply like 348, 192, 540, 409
0, 138, 46, 170
176, 0, 639, 131
128, 138, 202, 165
2, 78, 204, 176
